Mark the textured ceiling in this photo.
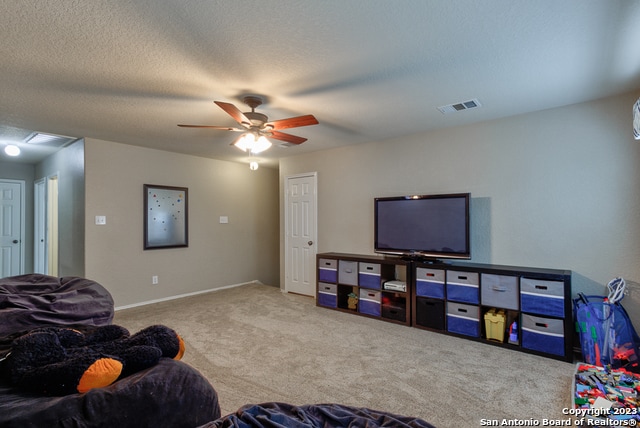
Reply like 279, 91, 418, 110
1, 1, 639, 167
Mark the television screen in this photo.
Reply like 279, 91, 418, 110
374, 193, 470, 260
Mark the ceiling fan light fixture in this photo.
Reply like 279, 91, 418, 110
251, 135, 272, 154
180, 96, 318, 151
233, 133, 253, 152
234, 133, 272, 154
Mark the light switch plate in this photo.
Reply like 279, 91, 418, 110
95, 215, 106, 225
219, 216, 229, 224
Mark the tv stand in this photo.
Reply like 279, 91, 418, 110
317, 253, 411, 325
316, 252, 573, 362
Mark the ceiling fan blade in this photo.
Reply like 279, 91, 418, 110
266, 114, 319, 130
214, 101, 251, 126
177, 124, 244, 131
269, 131, 308, 145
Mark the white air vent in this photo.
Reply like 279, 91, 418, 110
437, 98, 482, 114
25, 132, 79, 147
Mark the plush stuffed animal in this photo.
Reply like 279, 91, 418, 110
5, 324, 185, 396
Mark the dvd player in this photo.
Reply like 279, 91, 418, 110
383, 280, 407, 292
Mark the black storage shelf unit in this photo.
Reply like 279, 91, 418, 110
316, 252, 412, 326
413, 260, 573, 362
316, 252, 573, 362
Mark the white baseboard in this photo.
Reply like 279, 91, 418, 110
114, 280, 260, 311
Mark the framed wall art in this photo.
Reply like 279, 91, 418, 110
144, 184, 188, 250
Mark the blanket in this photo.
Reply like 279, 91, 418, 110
199, 402, 435, 428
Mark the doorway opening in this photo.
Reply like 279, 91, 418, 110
34, 174, 59, 276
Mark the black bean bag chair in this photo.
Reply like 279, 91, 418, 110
0, 274, 220, 428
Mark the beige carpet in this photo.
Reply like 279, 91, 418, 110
114, 282, 575, 427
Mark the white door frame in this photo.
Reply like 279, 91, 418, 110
34, 178, 47, 274
284, 172, 318, 296
0, 179, 26, 275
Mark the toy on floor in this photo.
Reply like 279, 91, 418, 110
574, 278, 640, 373
5, 324, 185, 396
574, 363, 640, 423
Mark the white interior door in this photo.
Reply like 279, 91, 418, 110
0, 180, 25, 277
285, 172, 317, 296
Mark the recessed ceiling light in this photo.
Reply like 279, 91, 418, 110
4, 145, 21, 156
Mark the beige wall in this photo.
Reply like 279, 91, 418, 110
84, 139, 279, 307
36, 140, 85, 276
279, 91, 640, 306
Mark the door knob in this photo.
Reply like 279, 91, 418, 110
12, 240, 19, 244
308, 241, 313, 246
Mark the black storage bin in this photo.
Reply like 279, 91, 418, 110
382, 302, 406, 322
415, 297, 445, 330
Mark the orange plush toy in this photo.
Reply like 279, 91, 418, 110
6, 324, 185, 396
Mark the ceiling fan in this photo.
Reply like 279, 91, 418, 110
178, 96, 319, 154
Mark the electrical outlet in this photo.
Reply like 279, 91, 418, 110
152, 276, 158, 285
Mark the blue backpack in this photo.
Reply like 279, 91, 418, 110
574, 292, 640, 372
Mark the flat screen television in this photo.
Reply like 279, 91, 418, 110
374, 193, 470, 260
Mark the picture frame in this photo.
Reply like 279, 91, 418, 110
144, 184, 188, 250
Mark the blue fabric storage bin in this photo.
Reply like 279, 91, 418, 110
417, 280, 445, 299
415, 268, 445, 299
318, 258, 337, 283
446, 302, 479, 337
319, 270, 337, 283
521, 314, 564, 356
317, 283, 337, 308
358, 289, 381, 317
446, 270, 479, 304
520, 278, 565, 318
359, 274, 381, 289
317, 293, 337, 308
358, 262, 382, 289
446, 284, 479, 304
521, 295, 564, 318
